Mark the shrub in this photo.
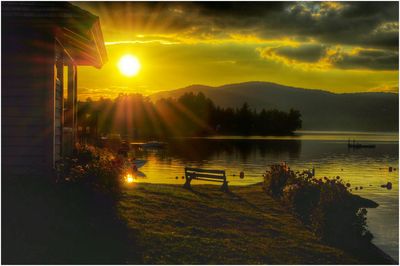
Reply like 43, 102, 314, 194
262, 163, 294, 198
263, 163, 372, 247
55, 144, 125, 194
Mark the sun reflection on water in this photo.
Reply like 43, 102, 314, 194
125, 173, 136, 184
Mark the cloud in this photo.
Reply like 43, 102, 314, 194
264, 44, 328, 63
258, 44, 398, 71
78, 86, 140, 100
332, 49, 399, 71
188, 2, 399, 50
75, 2, 398, 50
105, 39, 180, 46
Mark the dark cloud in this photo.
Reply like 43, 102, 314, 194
76, 2, 398, 47
257, 43, 399, 71
272, 44, 327, 63
169, 2, 398, 50
333, 49, 399, 70
75, 1, 399, 70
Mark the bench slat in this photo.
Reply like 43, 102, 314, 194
193, 177, 225, 182
185, 167, 225, 175
189, 173, 226, 180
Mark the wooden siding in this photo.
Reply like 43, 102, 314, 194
2, 23, 55, 179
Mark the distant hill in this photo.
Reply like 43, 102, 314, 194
150, 82, 398, 132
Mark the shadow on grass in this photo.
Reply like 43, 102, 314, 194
185, 187, 213, 199
2, 178, 142, 264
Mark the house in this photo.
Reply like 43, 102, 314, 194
2, 2, 107, 181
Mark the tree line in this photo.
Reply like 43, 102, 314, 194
77, 92, 302, 139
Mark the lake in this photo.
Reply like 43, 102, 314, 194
130, 131, 399, 261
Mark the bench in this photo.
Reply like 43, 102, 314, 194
184, 167, 229, 192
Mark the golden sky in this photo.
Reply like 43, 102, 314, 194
75, 2, 399, 100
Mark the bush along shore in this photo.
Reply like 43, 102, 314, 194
262, 163, 397, 264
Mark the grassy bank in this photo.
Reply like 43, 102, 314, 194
4, 175, 394, 264
118, 182, 390, 264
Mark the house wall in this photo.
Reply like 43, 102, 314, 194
2, 24, 56, 181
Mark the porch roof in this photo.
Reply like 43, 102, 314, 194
3, 2, 107, 68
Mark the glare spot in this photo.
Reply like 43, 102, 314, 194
118, 55, 141, 77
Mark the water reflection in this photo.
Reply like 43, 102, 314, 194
168, 139, 302, 162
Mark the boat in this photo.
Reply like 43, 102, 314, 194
140, 141, 166, 149
133, 159, 147, 168
133, 171, 146, 178
347, 140, 376, 149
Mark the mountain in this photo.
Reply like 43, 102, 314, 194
150, 82, 398, 132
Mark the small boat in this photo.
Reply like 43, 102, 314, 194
140, 141, 166, 149
134, 171, 146, 178
133, 159, 147, 168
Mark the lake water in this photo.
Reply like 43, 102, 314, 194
130, 131, 399, 261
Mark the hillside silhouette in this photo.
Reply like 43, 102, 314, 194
150, 82, 398, 132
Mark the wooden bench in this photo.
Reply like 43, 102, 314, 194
184, 167, 229, 192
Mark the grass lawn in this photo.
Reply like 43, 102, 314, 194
118, 183, 360, 264
5, 179, 394, 264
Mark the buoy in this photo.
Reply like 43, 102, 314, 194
240, 171, 245, 179
182, 176, 185, 179
360, 186, 363, 190
176, 176, 179, 179
387, 182, 392, 190
389, 167, 393, 172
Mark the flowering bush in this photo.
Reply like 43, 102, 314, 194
55, 144, 125, 194
263, 163, 372, 248
262, 163, 294, 198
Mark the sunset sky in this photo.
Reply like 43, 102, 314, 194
75, 1, 399, 100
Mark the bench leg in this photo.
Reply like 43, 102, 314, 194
183, 177, 192, 189
220, 181, 229, 192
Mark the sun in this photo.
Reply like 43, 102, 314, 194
118, 55, 141, 77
